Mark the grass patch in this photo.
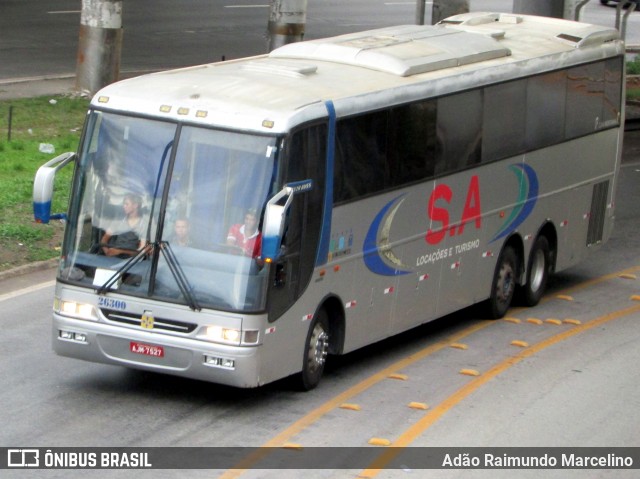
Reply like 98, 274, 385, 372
0, 95, 88, 270
627, 55, 640, 76
0, 223, 52, 242
628, 57, 640, 103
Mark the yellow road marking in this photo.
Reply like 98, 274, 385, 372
218, 264, 640, 477
618, 273, 637, 279
556, 294, 574, 301
558, 265, 640, 295
503, 317, 521, 324
216, 320, 490, 478
358, 302, 640, 477
339, 403, 361, 411
387, 373, 408, 381
368, 438, 391, 446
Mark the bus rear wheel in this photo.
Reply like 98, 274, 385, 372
298, 309, 330, 391
520, 236, 550, 307
486, 245, 518, 319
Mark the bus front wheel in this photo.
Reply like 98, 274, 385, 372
298, 309, 330, 391
486, 245, 518, 319
520, 236, 550, 307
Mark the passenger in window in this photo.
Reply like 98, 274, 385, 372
172, 218, 191, 247
101, 193, 147, 258
226, 209, 262, 258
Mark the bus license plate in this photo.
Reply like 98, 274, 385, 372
130, 341, 164, 358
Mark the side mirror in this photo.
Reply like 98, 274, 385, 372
33, 152, 76, 223
261, 180, 313, 261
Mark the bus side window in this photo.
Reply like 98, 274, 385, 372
388, 100, 437, 185
482, 79, 527, 163
566, 62, 606, 139
334, 112, 388, 202
526, 70, 567, 151
436, 90, 482, 175
602, 57, 622, 125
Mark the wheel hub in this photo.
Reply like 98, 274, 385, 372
311, 329, 329, 368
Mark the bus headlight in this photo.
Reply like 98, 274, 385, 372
55, 297, 98, 321
199, 326, 259, 345
204, 326, 241, 345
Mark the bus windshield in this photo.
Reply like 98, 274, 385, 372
60, 111, 279, 312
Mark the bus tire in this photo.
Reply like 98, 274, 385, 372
486, 245, 518, 319
297, 309, 330, 391
520, 235, 550, 307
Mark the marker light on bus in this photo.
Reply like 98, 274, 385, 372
59, 330, 88, 343
54, 297, 98, 321
204, 355, 235, 369
243, 330, 259, 344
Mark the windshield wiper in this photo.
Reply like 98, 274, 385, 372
96, 241, 201, 311
158, 241, 201, 311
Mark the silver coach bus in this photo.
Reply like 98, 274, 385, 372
34, 12, 625, 389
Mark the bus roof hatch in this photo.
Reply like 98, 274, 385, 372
270, 25, 511, 77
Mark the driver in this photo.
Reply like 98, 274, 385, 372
101, 193, 147, 258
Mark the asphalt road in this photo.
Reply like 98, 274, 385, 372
1, 1, 640, 477
0, 0, 638, 82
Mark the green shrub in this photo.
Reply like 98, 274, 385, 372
628, 56, 640, 75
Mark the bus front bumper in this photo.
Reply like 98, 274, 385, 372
52, 313, 264, 388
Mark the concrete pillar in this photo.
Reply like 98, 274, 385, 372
267, 0, 308, 52
416, 0, 426, 25
564, 0, 586, 20
76, 0, 123, 95
431, 0, 469, 25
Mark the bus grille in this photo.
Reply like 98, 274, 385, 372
100, 309, 198, 334
586, 180, 609, 247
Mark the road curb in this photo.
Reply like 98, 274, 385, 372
0, 73, 75, 85
0, 70, 160, 100
0, 258, 58, 282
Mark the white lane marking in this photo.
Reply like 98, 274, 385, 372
0, 280, 56, 303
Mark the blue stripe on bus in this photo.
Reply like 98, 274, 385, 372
315, 100, 336, 266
